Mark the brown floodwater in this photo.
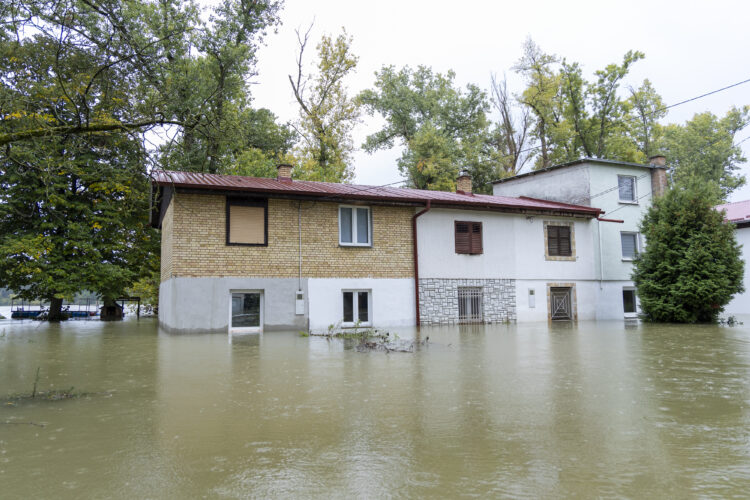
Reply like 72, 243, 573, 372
1, 316, 750, 498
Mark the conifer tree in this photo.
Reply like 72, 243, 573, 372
632, 185, 744, 323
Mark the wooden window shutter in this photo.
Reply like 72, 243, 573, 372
558, 226, 571, 256
455, 221, 482, 254
455, 222, 471, 254
548, 225, 571, 256
548, 226, 559, 255
470, 222, 482, 254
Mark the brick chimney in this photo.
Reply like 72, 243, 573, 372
648, 155, 668, 197
277, 163, 293, 182
456, 171, 472, 195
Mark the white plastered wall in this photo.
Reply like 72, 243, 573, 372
307, 278, 415, 332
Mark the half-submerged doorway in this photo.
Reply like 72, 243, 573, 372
230, 291, 263, 334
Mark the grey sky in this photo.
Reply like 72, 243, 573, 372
245, 0, 750, 200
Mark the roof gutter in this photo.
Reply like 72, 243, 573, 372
412, 201, 431, 328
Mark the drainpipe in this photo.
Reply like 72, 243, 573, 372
412, 201, 431, 327
597, 218, 604, 290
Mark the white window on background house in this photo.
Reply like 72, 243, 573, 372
618, 175, 637, 203
621, 232, 639, 260
342, 290, 371, 326
339, 206, 371, 246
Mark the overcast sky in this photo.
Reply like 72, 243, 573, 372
245, 0, 750, 201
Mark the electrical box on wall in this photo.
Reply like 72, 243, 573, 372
528, 289, 536, 308
295, 291, 305, 315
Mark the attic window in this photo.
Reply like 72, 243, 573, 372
226, 198, 267, 246
455, 221, 482, 255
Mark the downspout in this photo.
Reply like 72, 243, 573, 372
597, 218, 603, 290
412, 201, 431, 327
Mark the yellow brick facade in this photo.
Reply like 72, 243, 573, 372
161, 193, 414, 281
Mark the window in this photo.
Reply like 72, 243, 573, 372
547, 225, 572, 257
623, 288, 637, 316
621, 232, 639, 259
618, 175, 637, 203
339, 206, 371, 246
455, 221, 483, 255
226, 198, 267, 246
458, 287, 483, 323
342, 290, 371, 325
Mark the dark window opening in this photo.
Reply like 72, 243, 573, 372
623, 289, 637, 314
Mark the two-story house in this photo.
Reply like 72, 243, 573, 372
151, 166, 602, 333
492, 156, 669, 320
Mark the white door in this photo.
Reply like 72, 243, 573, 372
230, 291, 262, 333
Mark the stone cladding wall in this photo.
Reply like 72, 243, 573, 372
418, 278, 516, 325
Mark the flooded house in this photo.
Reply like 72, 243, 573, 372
493, 156, 669, 320
151, 166, 604, 333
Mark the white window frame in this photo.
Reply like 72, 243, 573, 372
618, 175, 638, 203
338, 205, 372, 247
342, 289, 372, 327
620, 231, 640, 261
228, 290, 263, 334
622, 287, 638, 318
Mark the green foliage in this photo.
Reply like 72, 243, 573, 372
289, 28, 360, 183
0, 131, 157, 308
632, 185, 744, 323
514, 38, 646, 167
358, 65, 493, 192
662, 107, 749, 202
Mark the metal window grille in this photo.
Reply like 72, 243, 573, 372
458, 287, 483, 323
550, 287, 572, 320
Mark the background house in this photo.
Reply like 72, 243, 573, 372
715, 199, 750, 315
492, 157, 669, 319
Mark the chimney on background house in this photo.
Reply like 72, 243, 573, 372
277, 163, 293, 182
648, 155, 668, 197
456, 171, 472, 195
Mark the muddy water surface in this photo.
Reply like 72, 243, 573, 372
1, 316, 750, 498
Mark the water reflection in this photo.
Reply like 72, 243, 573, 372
1, 318, 750, 497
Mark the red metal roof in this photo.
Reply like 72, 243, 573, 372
716, 199, 750, 223
152, 170, 603, 216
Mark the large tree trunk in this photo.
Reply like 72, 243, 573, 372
100, 297, 124, 321
47, 297, 65, 322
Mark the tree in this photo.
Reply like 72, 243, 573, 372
661, 107, 749, 202
0, 0, 196, 148
513, 39, 647, 167
632, 184, 744, 323
358, 65, 491, 192
488, 74, 532, 177
513, 38, 560, 168
0, 0, 284, 320
159, 0, 289, 174
0, 132, 157, 321
289, 26, 360, 182
626, 79, 666, 158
